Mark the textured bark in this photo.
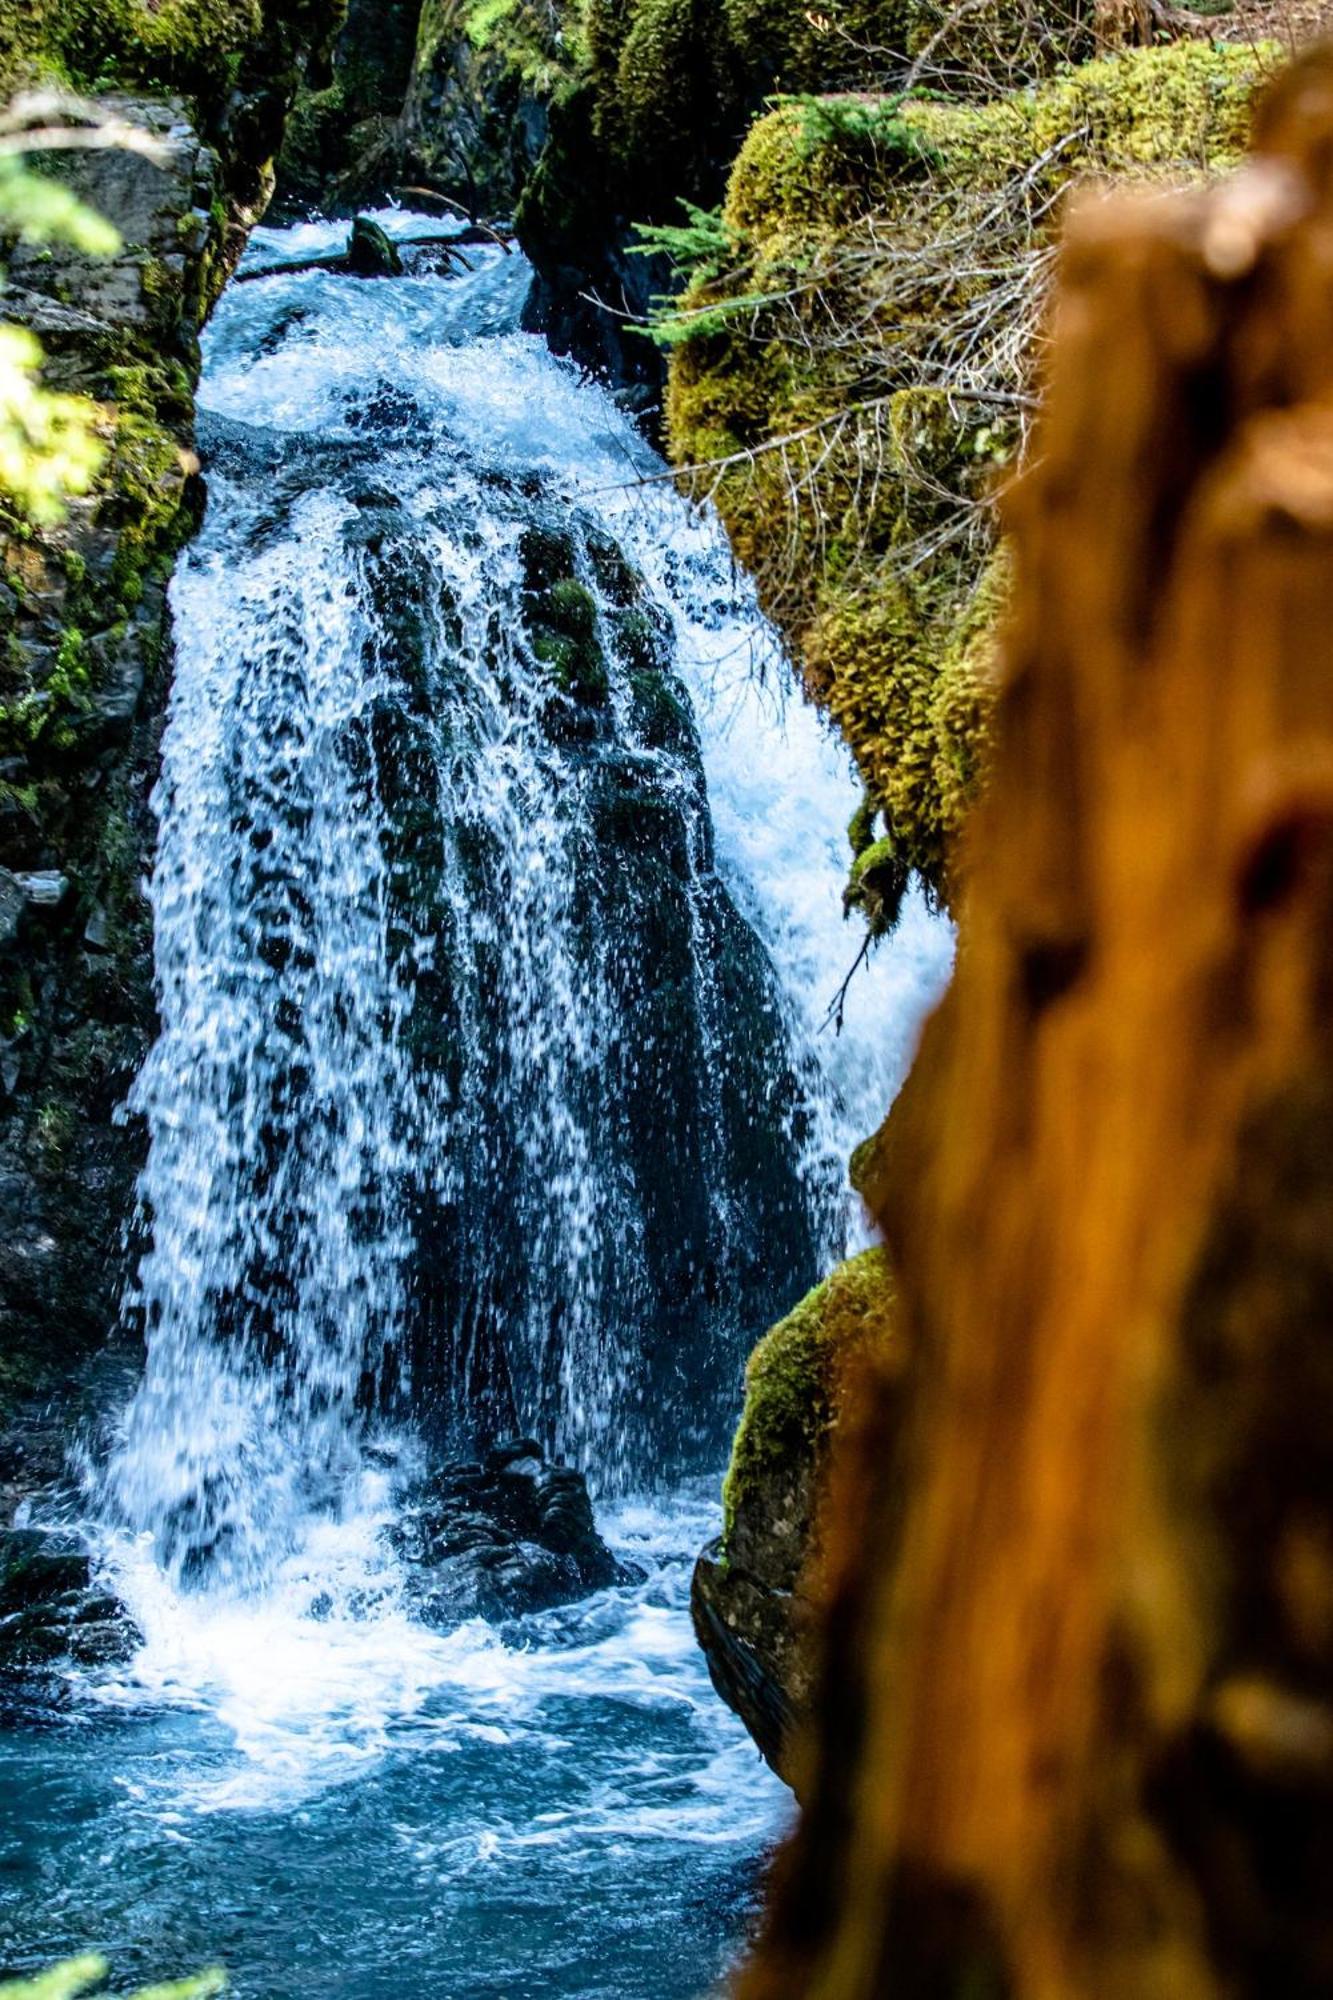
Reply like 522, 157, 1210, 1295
741, 43, 1333, 2000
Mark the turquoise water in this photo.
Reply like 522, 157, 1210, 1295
1, 1491, 786, 1998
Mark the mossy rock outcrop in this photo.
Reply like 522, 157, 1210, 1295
665, 41, 1268, 915
516, 0, 1092, 373
692, 1245, 901, 1782
0, 8, 338, 1452
1, 0, 342, 227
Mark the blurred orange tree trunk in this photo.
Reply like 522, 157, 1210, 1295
742, 45, 1333, 2000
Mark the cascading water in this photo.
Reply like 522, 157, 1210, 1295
0, 211, 952, 1998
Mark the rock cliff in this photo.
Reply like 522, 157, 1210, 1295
0, 3, 340, 1438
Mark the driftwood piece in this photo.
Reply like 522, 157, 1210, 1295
741, 43, 1333, 2000
394, 186, 514, 252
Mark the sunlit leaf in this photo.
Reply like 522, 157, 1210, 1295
0, 157, 121, 254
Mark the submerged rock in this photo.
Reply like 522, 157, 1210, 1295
0, 1527, 140, 1674
389, 1437, 640, 1626
348, 215, 405, 277
691, 1247, 901, 1785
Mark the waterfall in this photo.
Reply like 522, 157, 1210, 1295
0, 220, 959, 1994
103, 211, 953, 1596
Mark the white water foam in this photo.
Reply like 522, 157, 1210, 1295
89, 1483, 787, 1856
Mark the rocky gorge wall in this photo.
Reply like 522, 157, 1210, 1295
0, 2, 340, 1441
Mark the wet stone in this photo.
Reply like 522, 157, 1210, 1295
347, 216, 404, 278
0, 1527, 141, 1676
387, 1437, 642, 1627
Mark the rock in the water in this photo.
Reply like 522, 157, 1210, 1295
0, 1527, 140, 1673
389, 1437, 638, 1626
347, 215, 404, 277
691, 1247, 900, 1787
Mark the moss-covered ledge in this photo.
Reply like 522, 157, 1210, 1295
664, 40, 1270, 920
692, 1245, 901, 1783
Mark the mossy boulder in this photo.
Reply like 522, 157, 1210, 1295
692, 1245, 900, 1781
665, 42, 1268, 913
347, 213, 404, 274
521, 532, 613, 708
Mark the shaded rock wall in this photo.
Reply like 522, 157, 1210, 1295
0, 5, 340, 1431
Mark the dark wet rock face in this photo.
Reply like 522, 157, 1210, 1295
692, 1536, 804, 1779
388, 1438, 639, 1625
0, 1527, 140, 1674
0, 10, 339, 1476
179, 408, 835, 1484
348, 214, 405, 276
0, 99, 214, 1441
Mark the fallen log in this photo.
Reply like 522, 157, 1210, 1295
235, 231, 492, 285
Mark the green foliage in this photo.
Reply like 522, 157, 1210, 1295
631, 200, 779, 345
0, 159, 120, 255
0, 122, 128, 521
779, 88, 937, 166
0, 1957, 226, 2000
0, 325, 105, 523
632, 199, 734, 284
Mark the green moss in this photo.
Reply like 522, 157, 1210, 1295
847, 787, 876, 857
724, 40, 1260, 236
525, 575, 611, 704
611, 604, 671, 675
510, 0, 1091, 285
665, 42, 1264, 914
843, 832, 909, 936
101, 411, 192, 609
626, 666, 694, 751
2, 0, 263, 99
549, 576, 598, 638
722, 1245, 895, 1550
